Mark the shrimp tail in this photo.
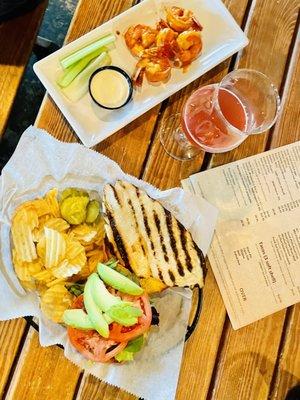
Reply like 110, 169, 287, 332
192, 17, 203, 31
132, 66, 144, 87
156, 19, 169, 30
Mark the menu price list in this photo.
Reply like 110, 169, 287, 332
182, 142, 300, 329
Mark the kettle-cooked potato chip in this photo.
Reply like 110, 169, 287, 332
11, 187, 107, 324
12, 250, 44, 290
44, 228, 66, 268
65, 237, 86, 263
45, 218, 70, 232
41, 284, 73, 323
45, 188, 61, 218
12, 207, 39, 262
52, 259, 81, 279
70, 224, 98, 244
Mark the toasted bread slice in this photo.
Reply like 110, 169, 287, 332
102, 180, 205, 287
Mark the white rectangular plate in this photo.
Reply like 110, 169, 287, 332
34, 0, 248, 147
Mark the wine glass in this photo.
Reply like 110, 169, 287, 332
160, 69, 281, 161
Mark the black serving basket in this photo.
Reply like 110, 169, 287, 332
25, 285, 202, 346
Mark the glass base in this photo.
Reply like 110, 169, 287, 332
160, 113, 201, 161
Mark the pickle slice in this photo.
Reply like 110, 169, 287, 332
86, 200, 100, 223
60, 196, 89, 225
61, 188, 89, 201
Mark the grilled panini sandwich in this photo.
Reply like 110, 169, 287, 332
102, 180, 205, 288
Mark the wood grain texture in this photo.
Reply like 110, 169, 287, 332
142, 0, 300, 399
6, 1, 299, 400
0, 319, 27, 397
211, 311, 287, 400
5, 329, 81, 400
206, 1, 300, 399
16, 1, 156, 400
77, 373, 137, 400
142, 0, 250, 189
269, 28, 300, 400
271, 27, 300, 149
176, 267, 226, 400
0, 0, 47, 136
270, 305, 300, 400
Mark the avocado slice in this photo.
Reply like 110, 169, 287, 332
84, 278, 109, 338
63, 309, 94, 330
106, 303, 142, 326
88, 273, 121, 311
97, 263, 144, 296
89, 273, 142, 326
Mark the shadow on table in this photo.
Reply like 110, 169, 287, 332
0, 0, 47, 66
218, 350, 299, 400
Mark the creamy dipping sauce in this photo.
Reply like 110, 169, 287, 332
89, 69, 131, 109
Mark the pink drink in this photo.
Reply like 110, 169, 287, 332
182, 85, 248, 150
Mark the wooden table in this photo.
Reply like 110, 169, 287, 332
0, 0, 47, 137
1, 0, 299, 399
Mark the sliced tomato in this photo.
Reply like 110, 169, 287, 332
108, 293, 152, 342
67, 326, 127, 362
67, 295, 127, 363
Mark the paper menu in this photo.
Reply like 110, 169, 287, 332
182, 142, 300, 329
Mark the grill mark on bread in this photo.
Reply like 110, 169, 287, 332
104, 181, 205, 288
137, 188, 155, 254
195, 244, 207, 278
177, 221, 193, 272
158, 269, 164, 282
104, 236, 116, 258
153, 211, 169, 262
164, 209, 184, 277
168, 270, 176, 284
128, 198, 146, 256
111, 185, 121, 205
105, 209, 132, 271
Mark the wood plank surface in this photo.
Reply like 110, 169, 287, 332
5, 328, 80, 400
5, 0, 300, 399
269, 26, 300, 400
0, 0, 47, 136
141, 0, 300, 399
0, 2, 48, 397
77, 1, 249, 399
5, 1, 155, 399
203, 1, 300, 399
270, 305, 300, 400
77, 373, 137, 400
0, 319, 27, 398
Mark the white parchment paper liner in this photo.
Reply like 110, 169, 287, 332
0, 126, 218, 400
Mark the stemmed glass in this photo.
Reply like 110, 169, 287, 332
160, 69, 281, 160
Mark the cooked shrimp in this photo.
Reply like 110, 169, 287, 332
124, 25, 158, 57
166, 6, 202, 32
133, 48, 171, 86
175, 30, 203, 67
156, 27, 178, 47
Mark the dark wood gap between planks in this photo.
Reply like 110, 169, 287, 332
1, 320, 31, 400
138, 0, 257, 179
265, 15, 300, 399
73, 1, 145, 398
138, 99, 169, 180
72, 372, 85, 400
204, 3, 299, 399
267, 306, 295, 400
204, 0, 256, 172
265, 10, 300, 151
204, 3, 300, 399
206, 317, 231, 400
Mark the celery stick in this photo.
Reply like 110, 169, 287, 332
60, 33, 115, 70
62, 52, 111, 102
57, 47, 107, 88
